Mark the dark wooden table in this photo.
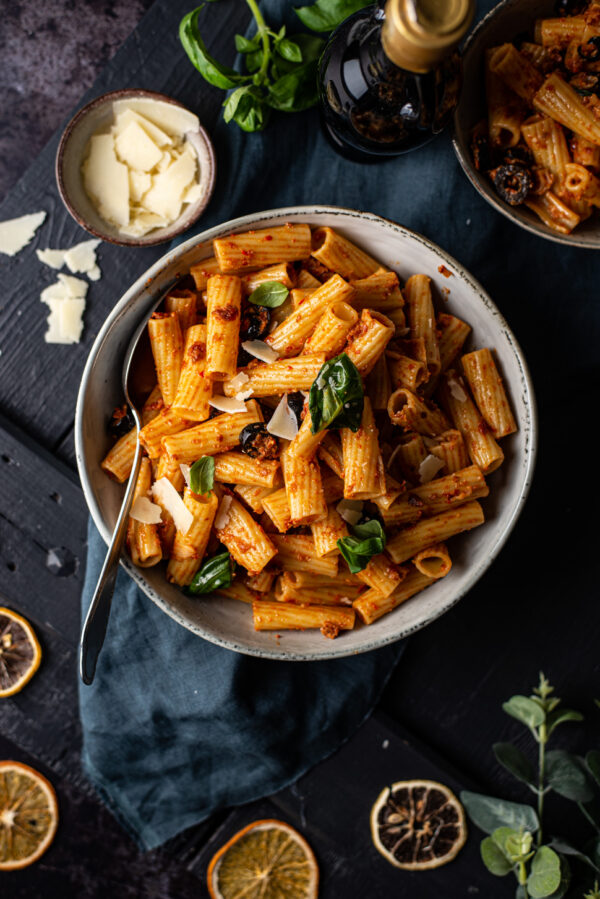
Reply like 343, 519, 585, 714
1, 2, 598, 897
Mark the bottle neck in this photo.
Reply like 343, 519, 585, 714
381, 0, 474, 74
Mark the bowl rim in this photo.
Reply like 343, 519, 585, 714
452, 0, 599, 250
75, 204, 538, 661
55, 88, 217, 248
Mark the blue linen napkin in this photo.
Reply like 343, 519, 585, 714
80, 0, 558, 851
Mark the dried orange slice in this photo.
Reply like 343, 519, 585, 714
370, 779, 466, 870
0, 760, 58, 870
207, 818, 319, 899
0, 607, 42, 698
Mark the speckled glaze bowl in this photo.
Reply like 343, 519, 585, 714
75, 206, 537, 660
56, 88, 216, 247
453, 0, 600, 248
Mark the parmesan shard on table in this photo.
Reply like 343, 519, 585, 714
0, 211, 46, 257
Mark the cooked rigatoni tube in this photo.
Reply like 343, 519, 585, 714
437, 313, 472, 373
282, 449, 327, 525
311, 504, 348, 557
253, 600, 355, 637
485, 48, 525, 148
534, 72, 600, 146
290, 288, 315, 310
156, 452, 185, 492
274, 577, 361, 605
356, 553, 406, 597
165, 289, 197, 333
461, 348, 517, 438
216, 581, 261, 604
387, 305, 407, 334
367, 353, 392, 410
524, 191, 581, 234
404, 274, 441, 379
489, 43, 543, 103
318, 434, 344, 478
234, 484, 277, 515
126, 457, 162, 568
370, 473, 406, 513
287, 408, 325, 459
261, 487, 292, 533
214, 224, 312, 272
341, 397, 383, 498
570, 135, 600, 169
223, 355, 325, 397
101, 427, 138, 483
387, 348, 428, 392
353, 568, 433, 625
213, 451, 280, 488
206, 274, 242, 380
241, 262, 296, 293
280, 570, 359, 590
519, 41, 555, 71
388, 432, 427, 484
245, 570, 275, 593
349, 270, 404, 312
534, 15, 588, 47
161, 401, 262, 463
311, 226, 381, 279
386, 501, 485, 565
171, 324, 212, 422
439, 372, 504, 474
424, 429, 469, 474
522, 115, 570, 181
388, 388, 450, 436
271, 535, 338, 577
344, 310, 395, 376
139, 408, 191, 459
267, 274, 355, 357
148, 312, 184, 405
381, 466, 489, 527
166, 489, 219, 586
412, 543, 452, 579
563, 163, 600, 206
214, 495, 277, 574
297, 268, 321, 289
303, 301, 358, 358
190, 256, 223, 290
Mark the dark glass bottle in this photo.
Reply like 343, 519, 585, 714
318, 0, 474, 162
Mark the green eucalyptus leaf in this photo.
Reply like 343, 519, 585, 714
481, 836, 513, 876
587, 750, 600, 787
516, 887, 528, 899
549, 838, 599, 872
547, 857, 571, 899
460, 791, 539, 835
235, 33, 261, 53
337, 519, 386, 574
494, 742, 536, 786
492, 826, 519, 853
547, 708, 584, 736
547, 750, 595, 802
503, 695, 546, 729
309, 353, 364, 433
505, 829, 534, 862
189, 455, 214, 495
294, 0, 370, 32
587, 836, 600, 871
179, 7, 247, 89
276, 37, 303, 62
248, 281, 289, 308
185, 551, 233, 596
527, 847, 562, 899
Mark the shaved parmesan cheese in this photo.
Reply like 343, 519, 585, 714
130, 496, 162, 524
180, 463, 191, 487
64, 239, 101, 276
112, 97, 200, 136
448, 377, 468, 402
114, 121, 163, 172
336, 499, 363, 525
142, 148, 196, 221
241, 340, 279, 363
119, 211, 170, 238
183, 182, 205, 205
114, 108, 173, 148
209, 396, 248, 414
129, 170, 152, 203
43, 297, 86, 344
266, 395, 299, 440
36, 248, 67, 269
152, 477, 193, 534
215, 495, 233, 530
0, 211, 46, 257
83, 134, 130, 227
419, 454, 445, 484
235, 389, 254, 402
41, 273, 88, 301
227, 371, 250, 393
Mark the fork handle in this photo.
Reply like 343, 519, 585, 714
79, 443, 143, 685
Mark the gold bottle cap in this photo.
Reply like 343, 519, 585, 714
382, 0, 475, 74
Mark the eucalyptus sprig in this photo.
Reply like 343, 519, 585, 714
461, 673, 600, 899
179, 0, 369, 131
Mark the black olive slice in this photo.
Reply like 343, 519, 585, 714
579, 35, 600, 61
108, 404, 135, 439
240, 304, 271, 341
490, 163, 532, 206
286, 392, 305, 428
239, 423, 279, 460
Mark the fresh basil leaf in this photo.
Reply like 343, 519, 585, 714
276, 37, 303, 62
235, 33, 260, 53
185, 551, 233, 595
179, 7, 248, 89
248, 280, 289, 308
546, 750, 595, 802
309, 353, 364, 434
189, 455, 214, 495
502, 695, 546, 729
493, 742, 536, 787
546, 707, 584, 736
294, 0, 370, 32
266, 59, 320, 111
527, 847, 562, 899
337, 518, 386, 574
245, 49, 264, 73
481, 836, 513, 876
223, 86, 269, 132
460, 791, 539, 835
271, 33, 325, 76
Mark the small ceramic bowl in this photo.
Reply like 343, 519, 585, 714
453, 0, 600, 249
56, 88, 216, 247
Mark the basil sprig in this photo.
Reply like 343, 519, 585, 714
337, 519, 386, 574
294, 0, 370, 33
309, 352, 364, 434
189, 456, 215, 495
248, 280, 289, 308
186, 551, 234, 595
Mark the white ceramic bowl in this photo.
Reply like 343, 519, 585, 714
75, 206, 537, 660
453, 0, 600, 249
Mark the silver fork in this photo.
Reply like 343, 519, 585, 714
79, 280, 178, 685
